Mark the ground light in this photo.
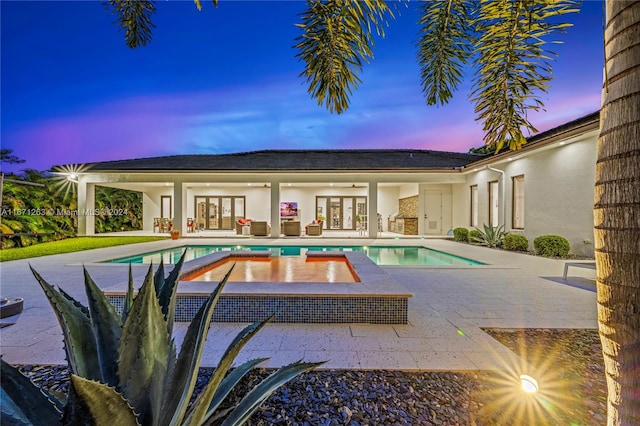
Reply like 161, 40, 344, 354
520, 375, 539, 393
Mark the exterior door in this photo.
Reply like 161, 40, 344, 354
423, 191, 443, 235
195, 196, 244, 230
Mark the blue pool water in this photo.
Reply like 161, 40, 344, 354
106, 245, 484, 266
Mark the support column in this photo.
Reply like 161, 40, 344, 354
270, 182, 280, 237
78, 181, 95, 236
367, 182, 378, 238
173, 180, 184, 236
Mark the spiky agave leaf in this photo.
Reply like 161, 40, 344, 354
30, 265, 101, 381
204, 357, 269, 421
118, 265, 171, 425
121, 263, 135, 323
63, 375, 139, 426
0, 359, 63, 425
157, 250, 188, 336
83, 267, 123, 387
184, 315, 274, 425
220, 360, 326, 426
159, 265, 234, 425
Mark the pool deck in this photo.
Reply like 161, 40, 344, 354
0, 238, 597, 373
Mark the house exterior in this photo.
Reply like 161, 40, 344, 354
67, 111, 599, 256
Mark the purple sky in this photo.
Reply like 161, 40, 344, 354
1, 1, 603, 174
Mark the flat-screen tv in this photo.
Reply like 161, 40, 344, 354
280, 201, 298, 217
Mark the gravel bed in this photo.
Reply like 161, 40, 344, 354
16, 328, 605, 425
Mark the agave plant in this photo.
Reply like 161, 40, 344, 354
471, 224, 507, 248
1, 252, 323, 425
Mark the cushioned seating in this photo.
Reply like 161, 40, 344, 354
236, 218, 251, 234
283, 221, 301, 236
306, 220, 323, 236
250, 221, 269, 236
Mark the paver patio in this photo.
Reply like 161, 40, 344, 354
0, 238, 597, 374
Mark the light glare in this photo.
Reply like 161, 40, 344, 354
520, 375, 539, 393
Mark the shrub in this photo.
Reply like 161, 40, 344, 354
534, 235, 571, 257
503, 234, 529, 251
453, 227, 469, 242
470, 224, 507, 248
469, 229, 483, 243
1, 252, 322, 425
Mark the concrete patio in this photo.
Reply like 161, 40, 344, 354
0, 238, 597, 374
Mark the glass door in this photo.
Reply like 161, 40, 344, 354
194, 196, 245, 230
329, 198, 341, 229
316, 196, 367, 231
343, 198, 353, 229
234, 198, 245, 223
195, 197, 207, 231
208, 198, 219, 229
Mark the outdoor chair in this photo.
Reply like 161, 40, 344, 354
283, 221, 301, 236
250, 221, 269, 236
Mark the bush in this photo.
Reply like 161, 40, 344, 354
503, 234, 529, 251
534, 235, 571, 257
470, 224, 507, 248
453, 227, 469, 242
468, 229, 483, 244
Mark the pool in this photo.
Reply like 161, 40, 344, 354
106, 245, 484, 266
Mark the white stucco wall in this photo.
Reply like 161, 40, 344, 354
453, 132, 597, 256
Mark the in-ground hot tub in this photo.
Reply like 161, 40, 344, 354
105, 250, 412, 324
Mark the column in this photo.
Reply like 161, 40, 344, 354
270, 182, 280, 237
367, 182, 378, 238
77, 180, 95, 236
173, 180, 184, 236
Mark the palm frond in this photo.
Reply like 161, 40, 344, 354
417, 0, 477, 106
104, 0, 157, 48
295, 0, 394, 114
193, 0, 218, 11
471, 0, 578, 151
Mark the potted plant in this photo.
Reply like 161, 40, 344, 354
170, 229, 180, 240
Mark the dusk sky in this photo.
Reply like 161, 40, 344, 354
1, 1, 603, 174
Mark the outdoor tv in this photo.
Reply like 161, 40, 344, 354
280, 201, 298, 217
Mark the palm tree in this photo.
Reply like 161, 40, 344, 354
104, 1, 639, 423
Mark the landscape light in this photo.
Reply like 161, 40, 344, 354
520, 375, 539, 393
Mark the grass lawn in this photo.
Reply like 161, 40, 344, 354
0, 236, 168, 262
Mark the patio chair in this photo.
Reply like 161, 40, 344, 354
250, 221, 269, 236
306, 220, 323, 236
283, 221, 301, 236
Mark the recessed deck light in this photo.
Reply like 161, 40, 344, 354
520, 375, 539, 393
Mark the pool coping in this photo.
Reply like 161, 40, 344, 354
103, 250, 413, 324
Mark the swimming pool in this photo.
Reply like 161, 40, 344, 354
106, 245, 484, 266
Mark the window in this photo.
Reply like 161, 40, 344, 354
512, 175, 525, 229
488, 181, 499, 227
470, 185, 478, 227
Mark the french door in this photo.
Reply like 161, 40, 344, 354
194, 196, 245, 230
316, 196, 366, 230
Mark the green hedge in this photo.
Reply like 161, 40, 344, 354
453, 227, 469, 242
503, 234, 529, 251
468, 229, 483, 244
533, 235, 570, 257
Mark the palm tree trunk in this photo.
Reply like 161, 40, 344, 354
597, 1, 640, 424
